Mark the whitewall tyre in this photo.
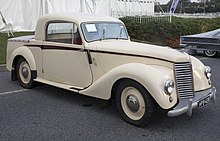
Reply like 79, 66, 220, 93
203, 50, 217, 57
116, 80, 156, 127
16, 58, 35, 88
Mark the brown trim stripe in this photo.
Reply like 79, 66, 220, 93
25, 44, 174, 63
25, 44, 43, 48
89, 50, 174, 63
26, 44, 83, 51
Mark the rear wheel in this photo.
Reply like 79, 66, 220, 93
16, 58, 35, 88
203, 50, 218, 57
116, 80, 156, 127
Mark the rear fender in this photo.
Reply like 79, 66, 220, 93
7, 46, 36, 71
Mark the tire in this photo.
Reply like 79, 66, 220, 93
16, 58, 35, 88
203, 50, 217, 57
116, 80, 156, 127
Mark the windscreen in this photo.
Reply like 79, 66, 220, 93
81, 22, 128, 42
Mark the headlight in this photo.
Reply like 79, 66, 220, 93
164, 79, 174, 95
205, 66, 211, 79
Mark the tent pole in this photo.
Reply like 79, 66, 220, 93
80, 0, 83, 12
0, 11, 14, 37
41, 0, 43, 15
170, 14, 172, 23
109, 0, 111, 16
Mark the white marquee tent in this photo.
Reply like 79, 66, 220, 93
0, 0, 154, 31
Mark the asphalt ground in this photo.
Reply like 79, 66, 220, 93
0, 54, 220, 141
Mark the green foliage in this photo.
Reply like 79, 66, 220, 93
0, 32, 34, 64
121, 17, 220, 47
0, 33, 8, 64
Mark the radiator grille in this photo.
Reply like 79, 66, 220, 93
175, 62, 194, 99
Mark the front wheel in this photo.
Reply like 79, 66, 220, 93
203, 50, 218, 57
116, 80, 156, 127
16, 58, 35, 88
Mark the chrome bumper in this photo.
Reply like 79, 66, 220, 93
168, 87, 216, 117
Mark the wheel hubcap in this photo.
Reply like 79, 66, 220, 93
126, 95, 140, 112
19, 61, 31, 84
22, 67, 29, 78
121, 87, 145, 120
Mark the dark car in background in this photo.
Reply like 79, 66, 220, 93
180, 29, 220, 57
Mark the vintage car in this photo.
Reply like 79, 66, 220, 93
7, 13, 216, 127
180, 29, 220, 57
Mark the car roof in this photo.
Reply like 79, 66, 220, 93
39, 13, 122, 24
35, 13, 123, 41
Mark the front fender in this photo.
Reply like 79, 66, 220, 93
190, 56, 211, 91
80, 63, 177, 109
7, 46, 36, 71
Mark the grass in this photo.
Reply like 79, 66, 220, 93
0, 33, 8, 64
0, 32, 34, 64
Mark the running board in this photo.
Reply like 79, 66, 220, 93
34, 77, 84, 93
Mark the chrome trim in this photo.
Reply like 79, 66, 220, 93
174, 62, 194, 99
126, 95, 140, 113
167, 87, 216, 117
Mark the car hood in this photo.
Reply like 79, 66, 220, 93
182, 28, 220, 38
87, 40, 190, 63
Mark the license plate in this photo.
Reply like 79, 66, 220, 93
198, 96, 210, 107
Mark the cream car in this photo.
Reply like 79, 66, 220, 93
7, 13, 216, 127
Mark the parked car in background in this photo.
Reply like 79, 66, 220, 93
180, 29, 220, 57
6, 13, 216, 127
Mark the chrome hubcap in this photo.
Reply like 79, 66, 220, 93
22, 67, 29, 78
126, 95, 140, 112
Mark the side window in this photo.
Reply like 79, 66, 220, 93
46, 22, 82, 45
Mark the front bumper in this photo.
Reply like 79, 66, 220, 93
168, 87, 216, 117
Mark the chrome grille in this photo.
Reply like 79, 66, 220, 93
175, 62, 194, 99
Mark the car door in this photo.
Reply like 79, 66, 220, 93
42, 21, 92, 89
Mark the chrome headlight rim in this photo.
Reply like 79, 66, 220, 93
204, 66, 211, 79
164, 79, 174, 95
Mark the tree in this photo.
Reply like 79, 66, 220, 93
155, 0, 220, 13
